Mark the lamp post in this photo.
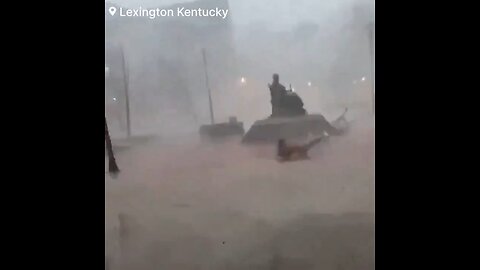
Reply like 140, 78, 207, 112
105, 67, 119, 175
120, 46, 131, 137
202, 48, 215, 125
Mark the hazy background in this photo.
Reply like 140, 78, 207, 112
105, 0, 374, 139
105, 120, 374, 269
105, 1, 374, 269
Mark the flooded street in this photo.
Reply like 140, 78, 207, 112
105, 118, 374, 270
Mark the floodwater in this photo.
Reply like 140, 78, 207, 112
105, 117, 374, 270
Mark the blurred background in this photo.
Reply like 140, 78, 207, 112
105, 1, 374, 269
105, 0, 374, 139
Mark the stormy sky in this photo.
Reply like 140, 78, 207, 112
108, 0, 374, 30
105, 0, 374, 137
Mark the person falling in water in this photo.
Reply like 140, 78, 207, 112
276, 137, 323, 162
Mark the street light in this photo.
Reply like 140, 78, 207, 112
105, 65, 119, 175
119, 46, 131, 137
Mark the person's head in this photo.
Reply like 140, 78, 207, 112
273, 73, 279, 83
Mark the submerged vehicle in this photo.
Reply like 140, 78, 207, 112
199, 116, 245, 141
242, 87, 349, 144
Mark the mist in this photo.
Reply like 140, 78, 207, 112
105, 0, 373, 138
105, 0, 374, 269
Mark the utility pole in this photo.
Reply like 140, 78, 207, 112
202, 48, 215, 125
120, 46, 131, 137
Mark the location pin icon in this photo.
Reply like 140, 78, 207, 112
109, 7, 117, 16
